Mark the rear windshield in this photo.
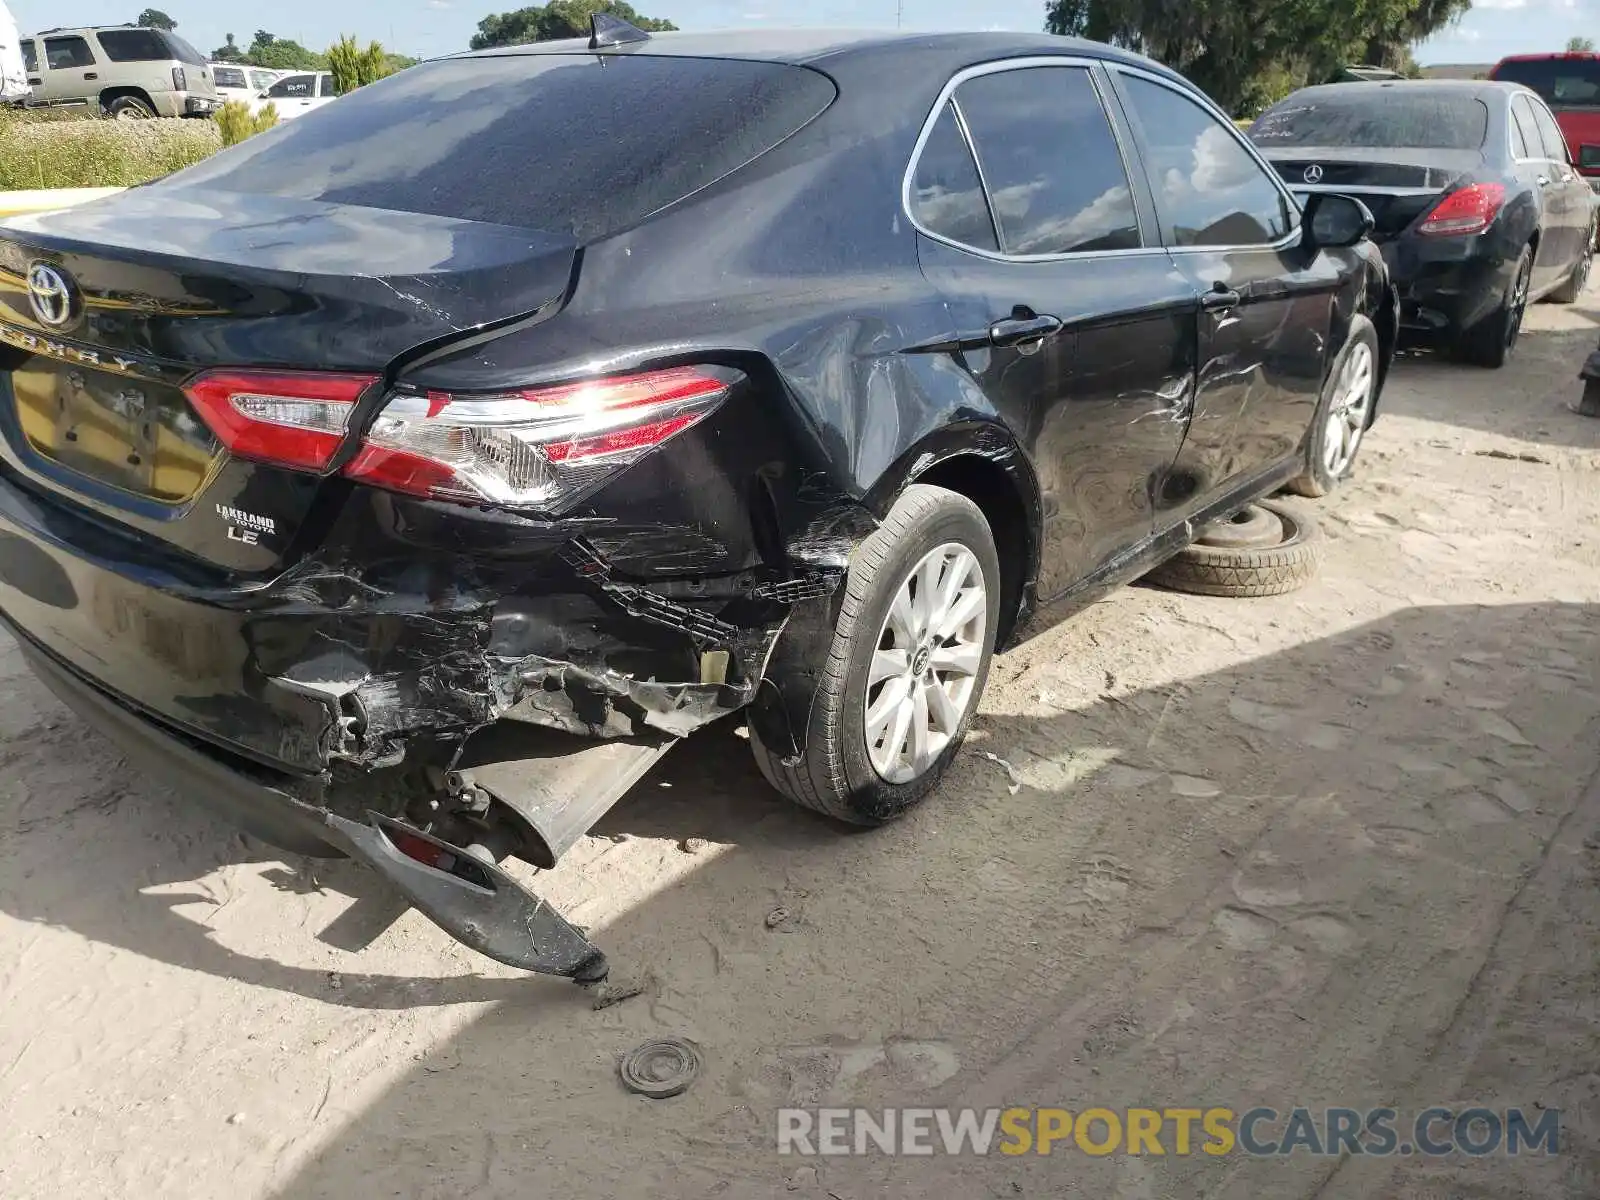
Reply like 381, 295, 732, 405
166, 53, 836, 241
1493, 58, 1600, 106
212, 66, 247, 89
1251, 93, 1489, 150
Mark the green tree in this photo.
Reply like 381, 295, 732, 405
1045, 0, 1469, 116
1568, 36, 1596, 52
136, 8, 177, 30
327, 35, 394, 94
212, 33, 245, 63
470, 2, 676, 50
245, 31, 328, 71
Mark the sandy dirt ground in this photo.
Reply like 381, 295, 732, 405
5, 296, 1600, 1200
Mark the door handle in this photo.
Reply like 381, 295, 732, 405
83, 72, 97, 80
1201, 285, 1242, 313
989, 313, 1063, 347
1538, 176, 1552, 188
26, 77, 40, 85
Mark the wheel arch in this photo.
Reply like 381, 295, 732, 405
99, 86, 157, 113
863, 425, 1042, 649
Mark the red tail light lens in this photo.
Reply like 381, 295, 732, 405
344, 366, 732, 512
1418, 183, 1506, 237
184, 369, 378, 472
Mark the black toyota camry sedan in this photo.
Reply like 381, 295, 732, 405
0, 25, 1395, 980
1251, 79, 1595, 367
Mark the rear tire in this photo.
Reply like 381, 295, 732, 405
749, 484, 1000, 826
1453, 245, 1532, 369
105, 95, 156, 120
1284, 315, 1378, 498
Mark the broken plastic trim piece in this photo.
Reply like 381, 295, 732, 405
323, 811, 608, 982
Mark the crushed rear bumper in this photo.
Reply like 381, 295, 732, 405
10, 617, 612, 980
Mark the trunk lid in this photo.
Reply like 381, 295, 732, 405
0, 188, 577, 575
1262, 147, 1483, 242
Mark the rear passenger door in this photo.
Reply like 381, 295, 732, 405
1527, 96, 1589, 284
911, 59, 1200, 601
1109, 66, 1341, 518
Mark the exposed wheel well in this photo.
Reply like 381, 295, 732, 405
1373, 292, 1397, 407
914, 455, 1032, 647
99, 87, 157, 113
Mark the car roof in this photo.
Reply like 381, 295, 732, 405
1273, 78, 1528, 105
456, 27, 1189, 88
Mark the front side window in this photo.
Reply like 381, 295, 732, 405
1530, 100, 1572, 163
1119, 74, 1290, 248
21, 40, 36, 74
954, 65, 1140, 255
909, 102, 999, 252
43, 36, 96, 71
267, 74, 314, 99
96, 29, 169, 62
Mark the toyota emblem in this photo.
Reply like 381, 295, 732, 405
26, 262, 76, 329
1302, 164, 1324, 184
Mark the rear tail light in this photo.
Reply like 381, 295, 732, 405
172, 66, 187, 91
1417, 183, 1506, 237
343, 366, 732, 511
184, 369, 378, 471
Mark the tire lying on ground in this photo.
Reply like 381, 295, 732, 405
1147, 499, 1323, 598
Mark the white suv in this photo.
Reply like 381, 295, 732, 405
21, 24, 220, 119
209, 62, 283, 107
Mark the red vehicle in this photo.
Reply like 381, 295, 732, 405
1490, 52, 1600, 191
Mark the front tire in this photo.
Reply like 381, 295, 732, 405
1285, 315, 1378, 499
750, 484, 1000, 825
1548, 233, 1594, 305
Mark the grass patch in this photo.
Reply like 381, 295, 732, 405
0, 114, 221, 190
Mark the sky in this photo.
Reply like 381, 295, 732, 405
4, 0, 1596, 67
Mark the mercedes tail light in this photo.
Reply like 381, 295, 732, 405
184, 369, 378, 472
1417, 183, 1506, 237
343, 366, 734, 511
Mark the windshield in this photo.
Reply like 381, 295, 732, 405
1494, 58, 1600, 106
1251, 93, 1489, 150
168, 53, 837, 241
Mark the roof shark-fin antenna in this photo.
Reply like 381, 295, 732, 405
590, 13, 652, 50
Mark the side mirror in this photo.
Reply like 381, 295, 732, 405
1302, 192, 1375, 250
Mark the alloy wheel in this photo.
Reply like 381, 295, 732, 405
1322, 340, 1374, 479
864, 542, 987, 784
1505, 256, 1531, 352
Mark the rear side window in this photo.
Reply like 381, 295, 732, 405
164, 34, 207, 66
21, 40, 36, 74
97, 29, 170, 62
1119, 74, 1291, 248
955, 66, 1139, 255
1250, 93, 1488, 151
170, 54, 837, 241
1511, 98, 1541, 159
43, 36, 95, 70
909, 103, 999, 252
212, 66, 247, 90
